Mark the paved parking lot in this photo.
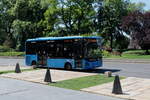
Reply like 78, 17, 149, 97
0, 69, 97, 84
82, 77, 150, 100
0, 78, 123, 100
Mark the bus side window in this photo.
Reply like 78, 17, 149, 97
47, 40, 63, 58
63, 44, 73, 58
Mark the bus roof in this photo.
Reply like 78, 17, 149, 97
26, 36, 102, 42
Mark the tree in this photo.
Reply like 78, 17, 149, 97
0, 0, 146, 52
8, 0, 48, 50
45, 0, 98, 36
0, 0, 52, 50
0, 0, 16, 47
122, 11, 150, 54
97, 0, 130, 51
142, 12, 150, 54
43, 0, 60, 36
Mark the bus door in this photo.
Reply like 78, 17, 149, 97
37, 42, 47, 66
73, 39, 83, 68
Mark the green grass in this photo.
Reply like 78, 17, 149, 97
109, 54, 150, 59
0, 68, 40, 75
105, 50, 150, 59
0, 52, 25, 56
49, 75, 120, 90
123, 50, 147, 54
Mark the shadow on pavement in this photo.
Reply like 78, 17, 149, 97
75, 68, 121, 74
37, 67, 121, 74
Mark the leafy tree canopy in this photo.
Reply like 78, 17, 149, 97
122, 11, 150, 54
0, 0, 146, 51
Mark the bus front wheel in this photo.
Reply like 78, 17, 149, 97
65, 63, 72, 70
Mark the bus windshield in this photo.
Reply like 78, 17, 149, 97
84, 38, 101, 59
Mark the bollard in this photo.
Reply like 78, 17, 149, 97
44, 68, 52, 83
15, 63, 21, 73
32, 65, 37, 69
112, 75, 123, 94
104, 71, 112, 77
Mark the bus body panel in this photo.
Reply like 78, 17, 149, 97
47, 59, 75, 68
46, 59, 102, 69
25, 54, 37, 66
83, 59, 102, 69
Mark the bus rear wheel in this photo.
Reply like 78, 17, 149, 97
31, 61, 37, 69
65, 63, 72, 70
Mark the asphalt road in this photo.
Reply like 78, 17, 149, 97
98, 62, 150, 78
0, 58, 25, 67
0, 58, 150, 78
0, 78, 123, 100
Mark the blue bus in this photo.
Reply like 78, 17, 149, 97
25, 36, 102, 70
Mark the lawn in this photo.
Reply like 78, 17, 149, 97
49, 75, 119, 90
109, 54, 150, 59
0, 52, 25, 56
105, 50, 150, 59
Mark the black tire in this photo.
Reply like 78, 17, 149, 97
31, 61, 36, 65
31, 61, 37, 69
65, 63, 72, 70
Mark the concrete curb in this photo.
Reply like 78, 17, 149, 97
103, 58, 150, 64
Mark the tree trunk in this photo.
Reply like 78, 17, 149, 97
145, 49, 149, 55
110, 33, 113, 52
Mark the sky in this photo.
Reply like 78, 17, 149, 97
131, 0, 150, 10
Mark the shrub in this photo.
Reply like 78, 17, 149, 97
0, 52, 25, 56
102, 50, 111, 57
0, 45, 14, 52
88, 49, 102, 58
123, 50, 145, 55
